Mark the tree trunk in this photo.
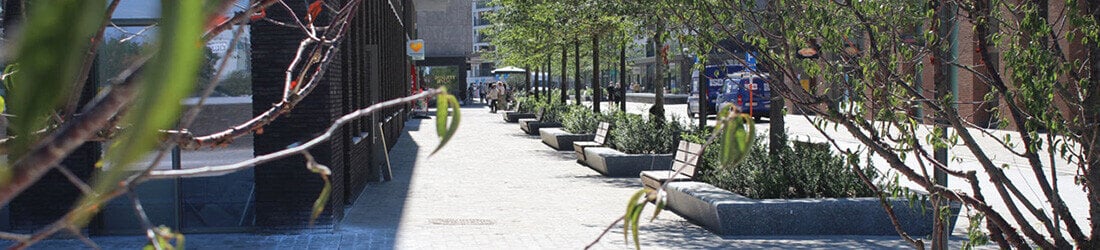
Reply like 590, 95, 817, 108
620, 40, 627, 111
574, 38, 582, 105
534, 66, 540, 99
547, 54, 553, 102
768, 72, 786, 156
593, 35, 601, 113
530, 63, 534, 98
561, 44, 567, 104
649, 21, 666, 121
1084, 1, 1100, 247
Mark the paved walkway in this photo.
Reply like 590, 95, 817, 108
19, 102, 974, 249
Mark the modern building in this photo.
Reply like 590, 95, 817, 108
468, 0, 498, 86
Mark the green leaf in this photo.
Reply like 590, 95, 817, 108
7, 0, 107, 158
649, 191, 665, 222
431, 89, 461, 156
311, 174, 332, 225
624, 189, 646, 244
629, 202, 646, 250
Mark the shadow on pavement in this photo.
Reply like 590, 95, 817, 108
337, 118, 424, 249
566, 174, 644, 190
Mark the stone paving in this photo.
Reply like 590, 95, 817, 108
15, 101, 981, 249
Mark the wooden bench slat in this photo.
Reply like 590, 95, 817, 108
641, 140, 706, 191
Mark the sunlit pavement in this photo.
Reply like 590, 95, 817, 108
22, 100, 988, 249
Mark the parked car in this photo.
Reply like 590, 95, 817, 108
688, 64, 746, 118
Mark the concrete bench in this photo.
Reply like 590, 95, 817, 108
640, 141, 705, 192
573, 122, 610, 164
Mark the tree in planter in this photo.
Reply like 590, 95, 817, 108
661, 0, 1100, 248
0, 0, 461, 248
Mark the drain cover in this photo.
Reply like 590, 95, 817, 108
428, 218, 495, 225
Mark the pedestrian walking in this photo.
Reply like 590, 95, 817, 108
488, 82, 505, 113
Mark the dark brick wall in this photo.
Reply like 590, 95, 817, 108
251, 0, 344, 229
252, 0, 412, 229
8, 143, 99, 232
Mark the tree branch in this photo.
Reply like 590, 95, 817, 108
149, 89, 442, 179
0, 55, 149, 209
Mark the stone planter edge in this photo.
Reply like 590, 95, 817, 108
663, 181, 961, 236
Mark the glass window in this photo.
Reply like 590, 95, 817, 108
98, 0, 256, 233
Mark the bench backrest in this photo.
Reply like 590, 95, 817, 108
673, 141, 705, 178
594, 122, 610, 145
534, 107, 546, 121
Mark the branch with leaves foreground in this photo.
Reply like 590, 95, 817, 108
7, 88, 460, 249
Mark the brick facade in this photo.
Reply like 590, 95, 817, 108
252, 0, 413, 230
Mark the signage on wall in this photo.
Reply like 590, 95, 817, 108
407, 39, 425, 60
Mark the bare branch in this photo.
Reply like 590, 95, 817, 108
66, 226, 100, 250
0, 231, 29, 242
0, 54, 149, 209
149, 89, 442, 179
55, 165, 94, 195
61, 0, 122, 119
127, 190, 161, 250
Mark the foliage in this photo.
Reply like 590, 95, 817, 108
664, 0, 1100, 248
561, 105, 604, 134
424, 66, 460, 96
98, 37, 144, 88
618, 106, 754, 249
216, 70, 252, 96
533, 92, 568, 123
512, 95, 538, 113
6, 0, 106, 159
195, 47, 221, 96
682, 125, 878, 199
607, 112, 684, 154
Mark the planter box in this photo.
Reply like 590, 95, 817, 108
502, 112, 535, 123
582, 147, 674, 177
538, 128, 595, 151
520, 120, 562, 135
664, 182, 960, 236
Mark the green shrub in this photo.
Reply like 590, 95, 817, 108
216, 70, 252, 96
687, 130, 879, 199
608, 112, 685, 154
534, 92, 568, 123
513, 95, 538, 113
561, 105, 604, 134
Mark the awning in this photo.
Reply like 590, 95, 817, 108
490, 66, 526, 74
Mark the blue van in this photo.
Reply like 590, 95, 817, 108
715, 72, 771, 120
688, 65, 745, 118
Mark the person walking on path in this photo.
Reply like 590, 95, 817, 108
488, 82, 504, 113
